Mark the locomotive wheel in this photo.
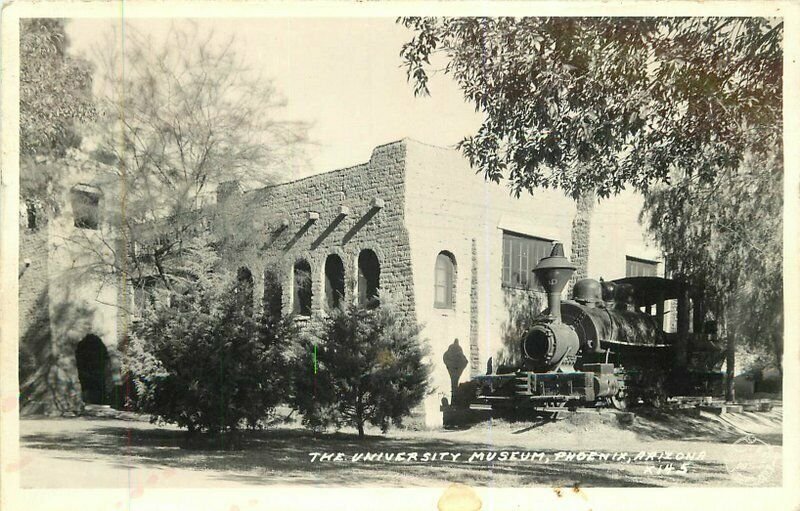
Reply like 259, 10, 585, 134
648, 389, 667, 409
610, 392, 628, 411
646, 378, 668, 409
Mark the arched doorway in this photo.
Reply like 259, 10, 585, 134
75, 335, 114, 405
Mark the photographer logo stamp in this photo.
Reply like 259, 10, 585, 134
725, 434, 778, 484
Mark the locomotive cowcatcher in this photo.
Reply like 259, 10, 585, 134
442, 243, 724, 423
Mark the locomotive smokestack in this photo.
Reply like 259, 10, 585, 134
532, 243, 576, 323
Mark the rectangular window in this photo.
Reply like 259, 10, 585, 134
71, 188, 101, 230
501, 231, 553, 289
626, 256, 658, 277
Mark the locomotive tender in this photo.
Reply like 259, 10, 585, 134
444, 243, 723, 420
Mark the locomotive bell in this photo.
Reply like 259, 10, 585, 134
532, 243, 576, 323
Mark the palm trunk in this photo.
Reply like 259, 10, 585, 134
570, 190, 595, 284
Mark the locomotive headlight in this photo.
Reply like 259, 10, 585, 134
522, 323, 580, 371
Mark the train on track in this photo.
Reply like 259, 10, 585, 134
442, 243, 725, 424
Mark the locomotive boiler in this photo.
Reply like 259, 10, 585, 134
444, 243, 723, 419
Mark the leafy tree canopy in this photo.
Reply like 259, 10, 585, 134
20, 18, 97, 214
20, 18, 96, 158
400, 17, 784, 381
83, 23, 309, 290
400, 17, 782, 199
642, 141, 783, 369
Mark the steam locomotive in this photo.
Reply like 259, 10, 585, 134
444, 243, 724, 420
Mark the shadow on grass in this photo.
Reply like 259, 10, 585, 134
19, 417, 745, 488
629, 408, 783, 446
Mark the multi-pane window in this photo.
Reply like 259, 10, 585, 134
434, 252, 456, 309
626, 256, 658, 277
502, 231, 553, 289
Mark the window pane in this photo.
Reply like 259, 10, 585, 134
502, 232, 553, 289
502, 237, 511, 284
626, 256, 657, 277
511, 239, 521, 285
435, 284, 446, 304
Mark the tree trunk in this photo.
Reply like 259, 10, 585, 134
724, 311, 736, 403
675, 284, 690, 367
774, 334, 783, 379
570, 191, 595, 283
356, 391, 364, 439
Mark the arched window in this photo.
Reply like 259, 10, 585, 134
235, 267, 254, 316
263, 269, 283, 324
293, 259, 312, 316
324, 254, 345, 310
357, 249, 380, 306
434, 251, 456, 309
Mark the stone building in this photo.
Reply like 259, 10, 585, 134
19, 139, 663, 426
218, 139, 663, 427
19, 151, 125, 414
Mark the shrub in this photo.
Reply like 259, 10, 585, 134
123, 273, 294, 438
289, 300, 431, 438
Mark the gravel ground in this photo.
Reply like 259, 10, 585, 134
17, 406, 782, 489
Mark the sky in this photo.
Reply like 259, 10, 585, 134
65, 17, 483, 180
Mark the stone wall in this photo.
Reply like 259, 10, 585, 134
225, 140, 416, 320
19, 221, 50, 344
18, 154, 124, 415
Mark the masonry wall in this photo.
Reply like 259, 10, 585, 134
19, 223, 50, 344
18, 154, 123, 415
226, 141, 416, 320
